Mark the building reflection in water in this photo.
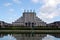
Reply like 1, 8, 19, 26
0, 34, 60, 40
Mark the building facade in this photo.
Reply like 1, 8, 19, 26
12, 10, 46, 27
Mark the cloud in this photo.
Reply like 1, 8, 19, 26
13, 0, 21, 4
38, 12, 58, 19
4, 3, 12, 7
36, 0, 60, 21
42, 35, 60, 40
38, 6, 59, 19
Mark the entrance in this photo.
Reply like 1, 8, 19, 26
25, 22, 34, 27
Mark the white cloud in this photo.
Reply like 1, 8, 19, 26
13, 0, 21, 4
44, 0, 60, 7
4, 3, 12, 7
38, 6, 59, 19
39, 13, 58, 19
37, 0, 60, 20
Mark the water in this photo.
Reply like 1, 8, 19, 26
0, 34, 16, 40
0, 34, 60, 40
42, 35, 60, 40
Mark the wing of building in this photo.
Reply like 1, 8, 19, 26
12, 11, 46, 26
0, 21, 12, 28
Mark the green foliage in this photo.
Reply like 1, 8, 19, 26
0, 26, 60, 30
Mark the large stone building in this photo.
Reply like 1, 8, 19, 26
12, 10, 46, 27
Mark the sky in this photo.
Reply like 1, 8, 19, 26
0, 0, 60, 23
0, 34, 60, 40
0, 0, 60, 40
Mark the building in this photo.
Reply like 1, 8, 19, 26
47, 21, 60, 28
0, 21, 12, 28
12, 10, 46, 27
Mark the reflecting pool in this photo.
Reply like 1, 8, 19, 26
0, 34, 60, 40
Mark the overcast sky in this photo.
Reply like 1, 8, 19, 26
0, 0, 60, 23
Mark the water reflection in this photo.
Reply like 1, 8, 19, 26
0, 34, 60, 40
0, 34, 16, 40
42, 35, 60, 40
